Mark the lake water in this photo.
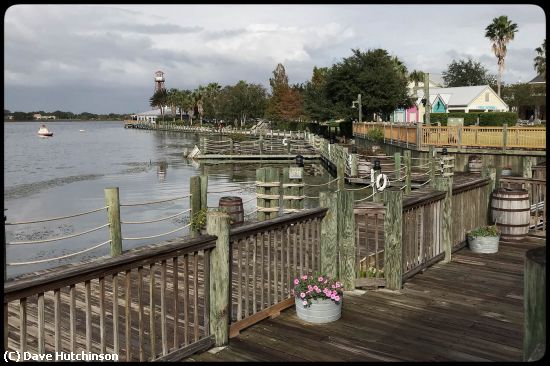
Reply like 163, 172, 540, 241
4, 121, 333, 278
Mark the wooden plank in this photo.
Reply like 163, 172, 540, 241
161, 260, 167, 355
320, 192, 338, 278
229, 297, 295, 338
154, 335, 215, 361
137, 267, 144, 361
150, 264, 156, 359
338, 190, 356, 290
113, 273, 119, 356
384, 190, 403, 290
54, 289, 60, 353
172, 257, 179, 349
19, 298, 27, 354
125, 269, 131, 360
193, 253, 199, 343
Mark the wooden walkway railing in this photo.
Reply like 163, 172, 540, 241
353, 122, 546, 150
499, 176, 546, 232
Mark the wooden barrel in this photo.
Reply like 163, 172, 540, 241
491, 188, 530, 240
218, 196, 244, 225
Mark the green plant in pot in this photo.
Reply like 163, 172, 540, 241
467, 225, 500, 253
292, 273, 343, 324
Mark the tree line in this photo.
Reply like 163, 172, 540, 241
4, 110, 131, 121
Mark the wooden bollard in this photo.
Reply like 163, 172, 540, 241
404, 150, 412, 194
337, 148, 345, 193
523, 246, 546, 361
200, 175, 208, 211
394, 152, 401, 182
383, 189, 403, 290
190, 176, 201, 237
207, 211, 231, 347
350, 152, 358, 177
337, 189, 355, 291
104, 187, 122, 256
320, 192, 338, 278
434, 176, 452, 263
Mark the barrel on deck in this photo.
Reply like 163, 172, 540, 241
218, 196, 244, 225
468, 156, 482, 173
491, 188, 530, 240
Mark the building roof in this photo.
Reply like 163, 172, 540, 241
416, 85, 491, 107
528, 74, 546, 84
132, 109, 163, 116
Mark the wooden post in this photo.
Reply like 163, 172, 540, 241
337, 190, 355, 290
256, 168, 266, 222
429, 146, 436, 188
394, 152, 402, 181
190, 176, 201, 237
383, 189, 403, 290
523, 246, 546, 361
320, 192, 338, 278
229, 138, 233, 155
522, 156, 534, 178
200, 175, 208, 211
350, 151, 358, 177
435, 176, 452, 263
207, 211, 231, 347
104, 187, 122, 256
404, 150, 412, 194
259, 135, 264, 155
416, 123, 422, 149
200, 137, 206, 154
4, 212, 7, 281
502, 124, 508, 151
481, 166, 496, 223
337, 147, 345, 192
267, 167, 280, 220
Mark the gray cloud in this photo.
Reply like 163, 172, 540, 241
4, 4, 545, 114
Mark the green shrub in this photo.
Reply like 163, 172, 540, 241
429, 112, 518, 126
365, 127, 384, 142
468, 225, 499, 238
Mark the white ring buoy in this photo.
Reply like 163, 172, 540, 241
376, 173, 388, 191
282, 138, 288, 146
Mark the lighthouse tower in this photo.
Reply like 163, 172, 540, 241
154, 70, 165, 93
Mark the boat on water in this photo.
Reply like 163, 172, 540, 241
38, 124, 53, 137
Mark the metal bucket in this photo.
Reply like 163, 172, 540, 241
295, 297, 342, 324
467, 235, 499, 253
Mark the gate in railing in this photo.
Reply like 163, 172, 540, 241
354, 203, 386, 287
227, 208, 326, 337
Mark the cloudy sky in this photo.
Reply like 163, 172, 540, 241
4, 4, 545, 114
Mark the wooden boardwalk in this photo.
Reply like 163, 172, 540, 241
187, 234, 545, 362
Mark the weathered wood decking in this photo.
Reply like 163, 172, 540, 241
188, 235, 545, 362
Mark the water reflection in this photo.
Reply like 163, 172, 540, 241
157, 161, 168, 182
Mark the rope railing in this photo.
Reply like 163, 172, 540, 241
304, 178, 339, 187
6, 223, 110, 245
244, 208, 259, 217
5, 206, 108, 225
122, 223, 192, 241
354, 191, 376, 203
120, 194, 191, 207
121, 208, 192, 225
6, 239, 112, 266
345, 184, 373, 191
304, 195, 320, 199
416, 179, 432, 187
242, 196, 257, 204
207, 187, 243, 194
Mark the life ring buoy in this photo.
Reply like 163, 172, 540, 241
376, 173, 388, 191
282, 138, 288, 146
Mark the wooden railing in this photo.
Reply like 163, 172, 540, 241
499, 177, 546, 232
200, 136, 315, 156
4, 235, 217, 361
227, 208, 326, 337
354, 203, 385, 287
353, 122, 546, 150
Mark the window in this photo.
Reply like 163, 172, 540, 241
485, 93, 490, 102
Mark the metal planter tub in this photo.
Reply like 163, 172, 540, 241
295, 297, 342, 324
468, 235, 499, 254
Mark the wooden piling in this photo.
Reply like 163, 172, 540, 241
350, 152, 358, 177
383, 189, 403, 290
337, 190, 355, 290
190, 176, 201, 237
481, 165, 496, 223
200, 175, 208, 211
104, 187, 122, 256
394, 152, 401, 181
404, 150, 412, 194
207, 211, 231, 347
523, 246, 546, 361
320, 192, 338, 278
435, 176, 452, 263
522, 156, 535, 178
337, 147, 345, 192
429, 146, 436, 188
256, 168, 266, 222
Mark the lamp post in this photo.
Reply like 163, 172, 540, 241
352, 94, 362, 123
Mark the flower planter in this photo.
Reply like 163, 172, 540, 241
295, 297, 342, 324
468, 235, 499, 254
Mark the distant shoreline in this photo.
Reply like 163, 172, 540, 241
4, 119, 125, 122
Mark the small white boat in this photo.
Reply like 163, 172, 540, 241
79, 129, 86, 132
38, 124, 53, 137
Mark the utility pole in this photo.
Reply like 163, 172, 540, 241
358, 93, 362, 123
424, 72, 430, 125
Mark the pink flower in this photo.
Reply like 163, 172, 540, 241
331, 284, 335, 289
313, 285, 319, 291
307, 285, 313, 291
293, 278, 299, 285
318, 276, 324, 282
302, 300, 308, 306
335, 282, 341, 288
302, 275, 308, 280
330, 293, 336, 299
335, 295, 340, 302
324, 279, 328, 284
315, 288, 321, 293
332, 290, 337, 296
300, 292, 306, 298
291, 289, 294, 295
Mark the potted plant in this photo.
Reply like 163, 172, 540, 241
467, 225, 500, 253
292, 274, 343, 324
501, 166, 513, 176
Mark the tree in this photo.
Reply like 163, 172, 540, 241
193, 87, 205, 126
325, 48, 412, 121
534, 39, 546, 77
485, 15, 519, 96
166, 88, 179, 122
408, 70, 425, 95
442, 58, 497, 87
149, 88, 168, 120
203, 82, 222, 122
266, 63, 304, 122
303, 66, 335, 121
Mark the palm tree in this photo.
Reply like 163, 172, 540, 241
149, 88, 168, 121
391, 56, 408, 77
175, 89, 193, 124
193, 87, 205, 126
166, 88, 179, 122
408, 70, 425, 95
534, 39, 546, 77
205, 82, 222, 123
485, 15, 519, 97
